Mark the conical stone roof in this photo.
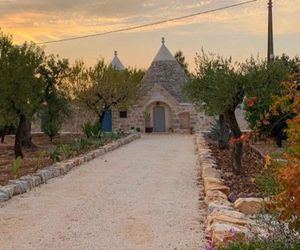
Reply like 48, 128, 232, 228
142, 38, 187, 102
110, 51, 125, 70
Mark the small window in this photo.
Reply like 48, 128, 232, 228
119, 111, 127, 118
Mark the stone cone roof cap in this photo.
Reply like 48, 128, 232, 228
142, 38, 187, 102
111, 51, 125, 70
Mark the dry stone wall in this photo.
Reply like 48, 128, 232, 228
195, 134, 263, 244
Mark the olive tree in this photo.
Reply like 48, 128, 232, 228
184, 51, 245, 173
70, 59, 144, 125
39, 55, 71, 141
0, 31, 45, 157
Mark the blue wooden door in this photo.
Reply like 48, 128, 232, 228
102, 110, 112, 132
153, 106, 166, 132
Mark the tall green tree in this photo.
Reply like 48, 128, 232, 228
174, 50, 189, 76
244, 55, 298, 146
70, 59, 144, 125
39, 55, 71, 141
0, 30, 45, 157
184, 51, 245, 173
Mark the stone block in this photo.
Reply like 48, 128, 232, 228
207, 203, 234, 215
0, 185, 15, 198
64, 161, 76, 171
34, 169, 52, 184
204, 177, 230, 196
45, 166, 61, 178
95, 148, 105, 157
19, 176, 38, 189
234, 198, 264, 215
84, 154, 93, 162
211, 222, 252, 243
0, 190, 10, 202
8, 180, 31, 194
207, 210, 248, 233
202, 165, 221, 179
205, 190, 231, 206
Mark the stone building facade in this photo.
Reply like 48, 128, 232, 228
112, 38, 214, 133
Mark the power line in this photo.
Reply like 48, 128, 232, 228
37, 0, 257, 45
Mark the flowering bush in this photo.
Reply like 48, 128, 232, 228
206, 221, 300, 250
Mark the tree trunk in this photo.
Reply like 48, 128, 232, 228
225, 109, 243, 174
1, 134, 5, 143
20, 118, 32, 147
15, 115, 25, 158
218, 114, 230, 149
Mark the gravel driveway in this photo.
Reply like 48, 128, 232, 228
0, 134, 206, 250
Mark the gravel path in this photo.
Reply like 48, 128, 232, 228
0, 134, 206, 250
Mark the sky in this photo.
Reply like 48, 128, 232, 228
0, 0, 299, 71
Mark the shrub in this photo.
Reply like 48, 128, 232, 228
50, 138, 104, 162
11, 157, 22, 177
208, 215, 300, 250
34, 151, 47, 171
264, 73, 300, 231
41, 119, 61, 142
255, 156, 283, 197
210, 118, 231, 148
82, 121, 102, 139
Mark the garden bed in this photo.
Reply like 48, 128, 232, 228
0, 133, 124, 186
204, 134, 264, 198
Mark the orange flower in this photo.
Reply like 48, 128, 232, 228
246, 96, 257, 107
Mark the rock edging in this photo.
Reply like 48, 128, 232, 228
196, 134, 264, 243
0, 133, 141, 203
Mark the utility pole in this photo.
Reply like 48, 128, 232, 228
267, 0, 274, 63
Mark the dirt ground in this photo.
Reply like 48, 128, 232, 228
0, 134, 206, 250
0, 133, 81, 186
204, 134, 265, 198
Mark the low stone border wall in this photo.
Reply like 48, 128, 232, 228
0, 133, 141, 203
196, 134, 264, 243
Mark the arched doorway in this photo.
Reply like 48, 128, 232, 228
153, 105, 166, 132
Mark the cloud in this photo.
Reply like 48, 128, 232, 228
0, 0, 299, 45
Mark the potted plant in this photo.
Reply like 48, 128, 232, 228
143, 111, 153, 133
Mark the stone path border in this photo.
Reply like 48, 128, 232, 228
196, 134, 264, 243
0, 133, 141, 203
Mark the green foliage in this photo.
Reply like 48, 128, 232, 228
174, 50, 189, 76
82, 121, 102, 139
244, 55, 298, 135
69, 59, 144, 123
39, 55, 71, 141
217, 238, 300, 250
50, 135, 125, 162
11, 157, 22, 177
183, 50, 244, 116
183, 50, 245, 172
41, 119, 61, 142
210, 119, 231, 145
0, 30, 45, 157
255, 163, 283, 197
0, 32, 45, 119
34, 151, 47, 171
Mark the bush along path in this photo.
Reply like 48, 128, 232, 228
0, 133, 141, 203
